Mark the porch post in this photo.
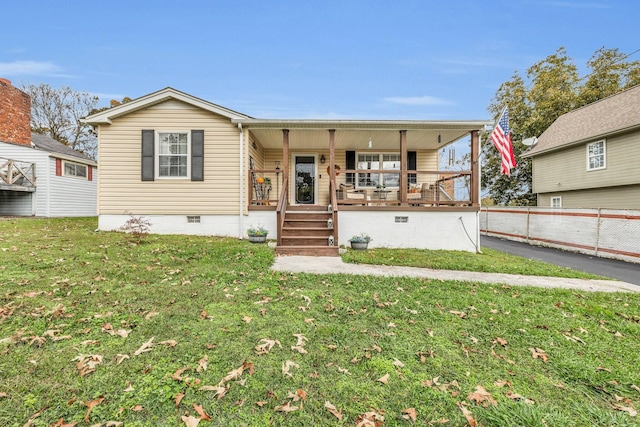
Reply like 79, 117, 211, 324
399, 130, 408, 204
282, 129, 290, 184
329, 129, 336, 182
470, 130, 479, 206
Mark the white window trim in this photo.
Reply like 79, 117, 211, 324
62, 160, 88, 180
551, 196, 562, 208
586, 140, 606, 171
356, 151, 402, 189
155, 130, 191, 179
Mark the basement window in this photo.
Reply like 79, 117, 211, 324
187, 216, 201, 223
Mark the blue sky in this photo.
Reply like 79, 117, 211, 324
1, 0, 639, 120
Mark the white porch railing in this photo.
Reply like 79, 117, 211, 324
0, 157, 36, 190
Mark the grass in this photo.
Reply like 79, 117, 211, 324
343, 247, 604, 279
0, 217, 638, 426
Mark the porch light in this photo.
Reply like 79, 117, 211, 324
437, 133, 442, 144
368, 138, 372, 149
320, 154, 326, 163
275, 161, 280, 170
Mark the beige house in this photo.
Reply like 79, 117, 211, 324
84, 87, 489, 255
522, 85, 640, 209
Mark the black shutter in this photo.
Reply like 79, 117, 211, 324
407, 151, 417, 186
141, 130, 155, 181
346, 150, 356, 185
191, 130, 204, 181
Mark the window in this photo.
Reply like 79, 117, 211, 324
357, 153, 401, 187
157, 132, 189, 177
63, 161, 87, 178
587, 140, 606, 171
551, 196, 562, 208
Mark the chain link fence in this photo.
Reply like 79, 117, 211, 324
480, 207, 640, 264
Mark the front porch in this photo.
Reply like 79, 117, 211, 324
237, 120, 488, 255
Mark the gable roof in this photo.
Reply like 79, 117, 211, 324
522, 84, 640, 157
82, 87, 252, 125
31, 133, 97, 165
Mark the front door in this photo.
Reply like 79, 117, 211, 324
294, 155, 316, 204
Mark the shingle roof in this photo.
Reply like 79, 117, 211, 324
31, 133, 93, 162
522, 84, 640, 157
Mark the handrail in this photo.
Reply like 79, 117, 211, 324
276, 177, 288, 247
329, 177, 338, 242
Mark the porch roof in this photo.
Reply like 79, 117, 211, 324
232, 119, 491, 150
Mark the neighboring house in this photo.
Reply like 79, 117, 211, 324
522, 85, 640, 209
0, 78, 97, 217
83, 87, 489, 255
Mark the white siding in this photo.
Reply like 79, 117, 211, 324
48, 157, 97, 216
0, 142, 96, 216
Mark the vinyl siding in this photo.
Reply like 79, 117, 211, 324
97, 100, 241, 215
538, 184, 640, 209
532, 130, 640, 194
48, 158, 97, 216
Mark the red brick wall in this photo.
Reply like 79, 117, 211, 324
0, 78, 31, 146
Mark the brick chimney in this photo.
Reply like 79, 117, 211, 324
0, 78, 32, 146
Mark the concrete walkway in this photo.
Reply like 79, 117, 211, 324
271, 256, 639, 293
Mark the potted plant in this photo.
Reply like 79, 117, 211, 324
349, 233, 371, 250
247, 225, 268, 243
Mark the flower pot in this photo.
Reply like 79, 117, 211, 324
350, 241, 368, 250
248, 235, 267, 243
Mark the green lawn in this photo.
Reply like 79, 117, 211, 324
0, 217, 638, 426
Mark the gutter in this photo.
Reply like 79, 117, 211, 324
238, 123, 244, 239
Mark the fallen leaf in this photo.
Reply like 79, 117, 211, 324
193, 404, 211, 421
449, 310, 466, 319
495, 337, 508, 347
104, 422, 123, 427
613, 404, 637, 417
181, 415, 200, 427
255, 338, 281, 355
134, 337, 155, 356
291, 346, 308, 354
393, 358, 405, 368
528, 347, 548, 363
377, 373, 390, 384
171, 367, 190, 381
196, 355, 208, 372
256, 401, 267, 407
456, 402, 477, 427
324, 401, 342, 420
131, 405, 143, 411
242, 315, 253, 323
402, 407, 417, 422
115, 354, 129, 365
84, 396, 105, 422
0, 392, 8, 398
200, 385, 228, 400
355, 410, 385, 427
467, 385, 497, 407
74, 354, 104, 376
159, 340, 178, 347
282, 360, 300, 377
124, 381, 134, 392
174, 393, 185, 408
631, 384, 640, 392
274, 401, 298, 413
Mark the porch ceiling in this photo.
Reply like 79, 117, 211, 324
236, 120, 491, 151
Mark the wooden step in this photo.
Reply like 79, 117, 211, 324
281, 226, 334, 237
281, 236, 334, 246
276, 246, 339, 256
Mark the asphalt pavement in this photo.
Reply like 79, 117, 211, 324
480, 235, 640, 286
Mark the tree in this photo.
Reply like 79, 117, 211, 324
483, 47, 640, 205
22, 83, 99, 159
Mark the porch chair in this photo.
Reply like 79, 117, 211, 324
336, 183, 370, 206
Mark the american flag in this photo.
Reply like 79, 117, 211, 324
490, 107, 517, 176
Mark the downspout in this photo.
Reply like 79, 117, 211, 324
475, 130, 482, 253
238, 123, 244, 239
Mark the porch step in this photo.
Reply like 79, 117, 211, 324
281, 226, 334, 237
276, 246, 339, 256
276, 206, 338, 257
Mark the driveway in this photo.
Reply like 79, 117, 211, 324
481, 235, 640, 286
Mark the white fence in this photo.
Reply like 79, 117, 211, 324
480, 207, 640, 264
